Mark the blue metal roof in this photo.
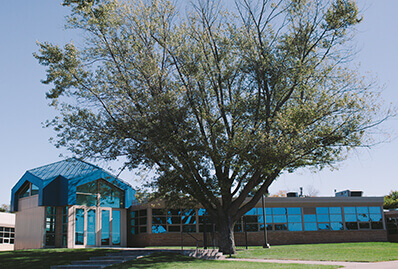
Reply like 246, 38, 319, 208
28, 158, 99, 181
11, 158, 135, 211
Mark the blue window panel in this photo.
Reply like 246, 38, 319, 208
289, 222, 303, 231
288, 214, 302, 223
369, 207, 381, 214
182, 209, 195, 216
274, 224, 288, 231
87, 209, 96, 245
259, 215, 272, 223
273, 208, 287, 215
316, 207, 329, 214
198, 209, 207, 216
287, 207, 301, 215
331, 222, 344, 231
101, 210, 110, 245
273, 215, 287, 223
152, 225, 167, 233
112, 211, 121, 246
344, 207, 356, 214
265, 208, 272, 215
370, 213, 382, 222
304, 222, 317, 231
75, 209, 84, 245
356, 207, 369, 214
357, 213, 369, 222
317, 214, 329, 222
329, 207, 342, 214
303, 214, 316, 222
344, 214, 357, 222
318, 223, 330, 230
330, 214, 343, 222
245, 208, 257, 215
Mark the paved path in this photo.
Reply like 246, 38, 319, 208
227, 258, 398, 268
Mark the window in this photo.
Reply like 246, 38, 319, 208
17, 182, 39, 199
344, 206, 383, 230
45, 207, 56, 246
76, 179, 124, 208
130, 209, 147, 235
152, 208, 197, 234
0, 227, 15, 244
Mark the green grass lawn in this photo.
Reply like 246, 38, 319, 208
105, 252, 339, 269
232, 242, 398, 262
0, 248, 119, 269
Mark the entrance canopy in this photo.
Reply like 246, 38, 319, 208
11, 158, 135, 211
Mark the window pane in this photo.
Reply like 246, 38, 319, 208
168, 209, 180, 216
370, 213, 382, 222
330, 214, 343, 222
31, 184, 39, 196
245, 223, 258, 232
112, 211, 121, 245
369, 207, 381, 214
168, 226, 181, 232
357, 213, 369, 222
198, 208, 206, 215
167, 216, 181, 225
273, 208, 287, 215
356, 207, 369, 214
182, 215, 196, 225
87, 209, 96, 245
344, 207, 356, 214
287, 208, 301, 215
289, 222, 302, 231
344, 214, 357, 222
329, 207, 341, 214
76, 194, 97, 207
317, 214, 329, 222
331, 222, 344, 231
99, 181, 123, 208
152, 217, 166, 225
139, 209, 147, 216
371, 222, 383, 230
18, 183, 30, 198
359, 222, 370, 229
75, 209, 84, 245
275, 224, 287, 231
244, 216, 258, 223
153, 209, 166, 216
265, 208, 272, 215
346, 222, 358, 230
303, 214, 316, 222
288, 214, 302, 223
152, 225, 167, 233
182, 225, 196, 233
318, 223, 330, 230
101, 210, 110, 245
316, 207, 329, 214
273, 215, 287, 223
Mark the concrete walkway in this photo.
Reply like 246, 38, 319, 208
227, 258, 398, 268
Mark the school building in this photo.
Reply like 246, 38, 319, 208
10, 158, 393, 250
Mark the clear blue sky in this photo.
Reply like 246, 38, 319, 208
0, 0, 397, 205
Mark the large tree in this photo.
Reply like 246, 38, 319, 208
35, 0, 390, 253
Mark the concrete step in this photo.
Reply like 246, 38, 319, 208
90, 255, 142, 260
71, 260, 123, 265
51, 265, 105, 269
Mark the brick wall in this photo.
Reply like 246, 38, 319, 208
129, 230, 388, 247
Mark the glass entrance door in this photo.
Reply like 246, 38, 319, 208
74, 206, 122, 247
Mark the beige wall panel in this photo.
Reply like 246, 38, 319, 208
15, 205, 45, 250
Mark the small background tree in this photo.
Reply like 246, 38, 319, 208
384, 191, 398, 209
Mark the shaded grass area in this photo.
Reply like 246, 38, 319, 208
0, 248, 119, 269
105, 252, 339, 269
233, 242, 398, 262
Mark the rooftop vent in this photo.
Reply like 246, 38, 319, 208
287, 192, 298, 197
335, 190, 363, 197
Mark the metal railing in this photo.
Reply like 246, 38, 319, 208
180, 231, 201, 253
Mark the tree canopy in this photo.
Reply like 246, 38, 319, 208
35, 0, 391, 253
384, 191, 398, 209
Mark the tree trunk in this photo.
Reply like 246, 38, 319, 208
217, 215, 236, 254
